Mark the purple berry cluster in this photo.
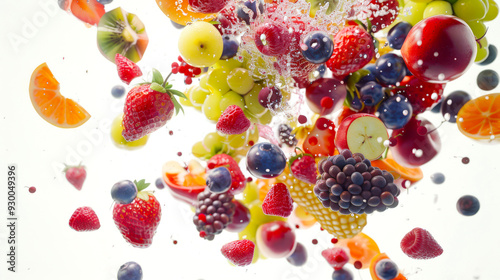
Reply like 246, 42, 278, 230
314, 149, 400, 215
193, 189, 235, 240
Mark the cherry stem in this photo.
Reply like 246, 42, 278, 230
476, 27, 488, 49
426, 119, 446, 135
162, 72, 173, 87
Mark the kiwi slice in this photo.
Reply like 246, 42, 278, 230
97, 7, 149, 63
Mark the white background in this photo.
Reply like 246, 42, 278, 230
0, 0, 500, 279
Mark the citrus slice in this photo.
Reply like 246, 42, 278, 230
337, 232, 380, 269
369, 253, 407, 280
29, 63, 90, 128
371, 151, 423, 183
457, 93, 500, 142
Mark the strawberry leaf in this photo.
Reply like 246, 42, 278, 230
134, 179, 150, 192
152, 69, 164, 85
170, 94, 185, 115
151, 82, 167, 93
168, 89, 188, 100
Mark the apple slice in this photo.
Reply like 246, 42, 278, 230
335, 113, 388, 160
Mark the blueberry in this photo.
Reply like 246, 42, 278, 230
237, 0, 264, 25
477, 69, 499, 91
357, 64, 377, 87
431, 100, 442, 113
246, 142, 287, 179
316, 64, 327, 78
155, 177, 165, 189
377, 94, 413, 129
441, 90, 472, 123
206, 167, 232, 193
117, 261, 143, 280
478, 44, 497, 66
286, 242, 307, 266
349, 94, 364, 111
359, 81, 384, 107
111, 85, 126, 98
375, 53, 406, 86
332, 268, 353, 280
457, 195, 480, 216
97, 0, 113, 4
430, 172, 445, 184
221, 35, 239, 60
111, 180, 138, 204
375, 259, 399, 280
387, 22, 412, 50
301, 31, 334, 64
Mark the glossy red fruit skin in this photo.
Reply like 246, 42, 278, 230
226, 200, 251, 232
59, 0, 105, 26
302, 117, 336, 157
305, 78, 347, 116
207, 154, 247, 195
392, 76, 445, 114
335, 113, 380, 152
356, 0, 399, 33
390, 117, 441, 167
254, 22, 290, 56
257, 220, 297, 258
401, 15, 477, 83
189, 0, 229, 14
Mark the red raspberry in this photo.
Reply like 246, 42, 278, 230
400, 227, 443, 259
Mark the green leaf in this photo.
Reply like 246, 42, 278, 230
150, 82, 167, 93
170, 95, 185, 115
152, 69, 164, 85
169, 89, 188, 99
209, 20, 221, 25
134, 179, 150, 192
164, 83, 173, 89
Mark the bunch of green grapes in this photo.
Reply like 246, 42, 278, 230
387, 0, 498, 62
191, 125, 260, 163
180, 56, 290, 125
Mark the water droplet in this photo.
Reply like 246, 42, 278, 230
417, 60, 423, 66
434, 52, 439, 57
438, 73, 445, 81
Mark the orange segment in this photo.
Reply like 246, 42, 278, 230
337, 232, 380, 269
369, 253, 407, 280
155, 0, 215, 26
29, 63, 90, 128
371, 151, 423, 183
457, 93, 500, 142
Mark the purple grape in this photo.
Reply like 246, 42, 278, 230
258, 86, 282, 109
301, 31, 334, 64
111, 180, 138, 204
206, 167, 232, 193
387, 22, 412, 50
221, 35, 239, 60
377, 94, 413, 129
332, 268, 353, 280
441, 90, 472, 123
155, 177, 165, 189
477, 69, 499, 91
457, 195, 480, 216
286, 242, 308, 266
375, 53, 407, 86
117, 261, 143, 280
359, 81, 384, 107
375, 259, 399, 280
246, 142, 287, 178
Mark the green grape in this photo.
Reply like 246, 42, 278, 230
443, 0, 458, 4
226, 133, 247, 149
244, 109, 260, 123
475, 37, 489, 62
423, 1, 453, 18
243, 83, 266, 116
453, 0, 487, 21
206, 68, 230, 95
220, 90, 245, 111
179, 86, 194, 107
203, 132, 225, 148
199, 73, 209, 90
483, 0, 499, 21
247, 126, 260, 144
412, 0, 433, 2
227, 68, 255, 95
202, 91, 224, 121
466, 20, 487, 38
241, 49, 276, 81
192, 141, 210, 159
241, 181, 259, 206
213, 57, 244, 71
400, 1, 427, 26
190, 86, 210, 108
258, 110, 273, 125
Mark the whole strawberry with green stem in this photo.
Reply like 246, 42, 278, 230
289, 148, 318, 185
112, 179, 161, 248
122, 69, 186, 142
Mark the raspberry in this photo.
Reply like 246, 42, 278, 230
401, 227, 443, 259
193, 189, 235, 241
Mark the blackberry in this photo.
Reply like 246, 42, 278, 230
193, 189, 235, 240
314, 149, 399, 215
277, 124, 298, 147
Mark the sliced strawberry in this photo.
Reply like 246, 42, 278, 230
115, 53, 143, 85
69, 206, 100, 232
262, 183, 293, 217
60, 0, 105, 26
207, 154, 246, 195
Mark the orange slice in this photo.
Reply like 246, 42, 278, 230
369, 253, 407, 280
29, 63, 90, 128
371, 151, 423, 183
457, 93, 500, 142
337, 232, 380, 269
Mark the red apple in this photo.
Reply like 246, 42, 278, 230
401, 15, 477, 83
302, 117, 336, 157
390, 117, 441, 167
256, 220, 296, 258
392, 76, 445, 114
305, 78, 347, 116
226, 200, 251, 232
335, 113, 389, 160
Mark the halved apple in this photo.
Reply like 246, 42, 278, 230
334, 113, 388, 160
162, 159, 206, 205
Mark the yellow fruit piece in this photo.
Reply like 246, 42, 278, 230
275, 167, 367, 238
110, 114, 149, 149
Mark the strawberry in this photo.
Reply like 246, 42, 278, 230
122, 69, 185, 141
189, 0, 229, 14
326, 25, 374, 80
262, 183, 293, 217
64, 165, 86, 191
216, 105, 251, 135
289, 150, 318, 185
400, 227, 443, 259
58, 0, 105, 26
69, 206, 100, 232
221, 239, 255, 267
115, 53, 143, 85
392, 76, 445, 114
356, 0, 399, 33
321, 247, 349, 270
207, 154, 247, 195
254, 22, 290, 56
112, 180, 161, 248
